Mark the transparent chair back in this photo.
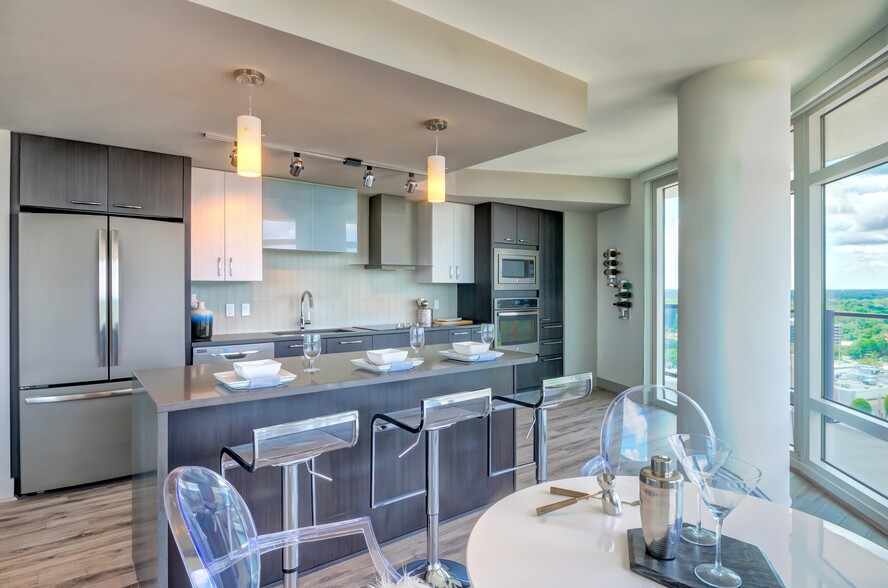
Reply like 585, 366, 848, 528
581, 385, 714, 477
164, 465, 401, 588
221, 411, 359, 474
540, 372, 594, 408
421, 388, 492, 431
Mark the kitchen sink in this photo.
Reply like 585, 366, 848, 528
271, 328, 356, 336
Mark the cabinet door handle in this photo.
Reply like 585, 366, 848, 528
338, 340, 364, 345
289, 344, 304, 349
113, 203, 143, 210
541, 356, 563, 362
540, 324, 560, 329
451, 331, 469, 336
217, 257, 222, 277
71, 200, 102, 206
449, 265, 453, 279
540, 318, 551, 322
540, 341, 561, 345
456, 265, 460, 280
518, 239, 529, 243
229, 257, 233, 277
504, 237, 514, 242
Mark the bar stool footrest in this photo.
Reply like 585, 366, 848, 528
402, 558, 471, 588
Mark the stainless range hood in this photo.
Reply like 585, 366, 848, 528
365, 194, 415, 270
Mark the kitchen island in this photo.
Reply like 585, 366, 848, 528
131, 344, 536, 587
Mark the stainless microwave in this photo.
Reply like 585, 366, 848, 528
495, 248, 539, 290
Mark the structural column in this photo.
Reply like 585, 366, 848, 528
677, 62, 791, 504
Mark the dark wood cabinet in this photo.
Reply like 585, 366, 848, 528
18, 134, 108, 212
424, 329, 450, 346
539, 210, 564, 324
108, 147, 184, 219
372, 333, 410, 348
325, 336, 372, 354
539, 355, 564, 382
448, 329, 472, 343
274, 338, 317, 358
516, 361, 541, 391
492, 203, 539, 246
516, 207, 539, 246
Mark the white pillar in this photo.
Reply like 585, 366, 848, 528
678, 62, 791, 504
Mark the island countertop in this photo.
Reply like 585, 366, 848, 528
134, 344, 537, 412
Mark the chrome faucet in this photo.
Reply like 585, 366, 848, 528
299, 290, 314, 330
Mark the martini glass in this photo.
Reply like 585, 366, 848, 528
681, 456, 762, 588
668, 434, 734, 546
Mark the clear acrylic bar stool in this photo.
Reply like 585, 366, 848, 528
220, 411, 359, 588
370, 388, 492, 588
488, 372, 593, 484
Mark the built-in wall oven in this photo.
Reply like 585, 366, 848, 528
495, 248, 539, 290
493, 298, 539, 354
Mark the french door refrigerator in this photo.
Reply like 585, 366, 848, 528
17, 212, 185, 493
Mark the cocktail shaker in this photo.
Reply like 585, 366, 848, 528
639, 455, 683, 560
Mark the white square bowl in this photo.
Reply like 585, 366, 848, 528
233, 359, 281, 380
452, 341, 490, 356
366, 348, 409, 366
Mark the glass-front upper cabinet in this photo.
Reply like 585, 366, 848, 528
262, 178, 357, 253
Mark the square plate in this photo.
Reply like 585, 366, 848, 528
439, 350, 504, 363
350, 358, 423, 373
213, 369, 297, 390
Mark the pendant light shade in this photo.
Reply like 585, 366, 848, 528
236, 114, 262, 178
427, 155, 445, 203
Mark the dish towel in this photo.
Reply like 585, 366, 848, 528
246, 376, 284, 389
387, 361, 415, 372
476, 352, 498, 362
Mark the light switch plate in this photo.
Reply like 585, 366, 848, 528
226, 304, 235, 317
242, 303, 251, 317
433, 299, 440, 310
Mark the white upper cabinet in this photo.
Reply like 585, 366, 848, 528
416, 202, 475, 284
262, 178, 358, 253
190, 168, 263, 282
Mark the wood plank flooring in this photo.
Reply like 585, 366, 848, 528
0, 389, 884, 587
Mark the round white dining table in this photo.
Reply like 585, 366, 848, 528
466, 476, 888, 587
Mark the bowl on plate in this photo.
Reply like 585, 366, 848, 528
233, 359, 281, 380
452, 341, 490, 356
366, 348, 409, 366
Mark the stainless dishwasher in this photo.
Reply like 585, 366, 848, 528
192, 342, 275, 365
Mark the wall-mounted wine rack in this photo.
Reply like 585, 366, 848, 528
603, 248, 631, 320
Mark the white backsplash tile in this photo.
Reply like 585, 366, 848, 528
193, 249, 456, 334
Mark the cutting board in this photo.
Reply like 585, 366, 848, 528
432, 319, 473, 326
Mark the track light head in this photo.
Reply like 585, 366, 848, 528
229, 142, 238, 168
405, 173, 418, 194
289, 152, 304, 177
363, 166, 375, 188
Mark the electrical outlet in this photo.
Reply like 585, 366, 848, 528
241, 303, 251, 317
226, 304, 235, 317
433, 299, 440, 310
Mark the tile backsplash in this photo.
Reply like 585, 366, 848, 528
192, 250, 457, 334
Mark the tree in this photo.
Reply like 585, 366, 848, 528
851, 398, 873, 414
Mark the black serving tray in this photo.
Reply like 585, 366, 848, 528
627, 526, 785, 588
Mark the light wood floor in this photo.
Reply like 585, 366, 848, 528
0, 389, 884, 588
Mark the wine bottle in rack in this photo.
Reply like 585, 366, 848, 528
603, 259, 621, 267
603, 269, 621, 276
613, 301, 632, 308
602, 249, 621, 258
615, 291, 632, 298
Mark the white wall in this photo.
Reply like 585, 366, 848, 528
595, 176, 647, 390
0, 130, 13, 500
564, 211, 597, 377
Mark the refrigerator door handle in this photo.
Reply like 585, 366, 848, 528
98, 229, 108, 367
24, 388, 134, 404
110, 229, 120, 367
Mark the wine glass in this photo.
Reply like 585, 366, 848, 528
480, 323, 495, 346
303, 334, 321, 373
667, 434, 734, 546
409, 326, 425, 357
681, 456, 762, 588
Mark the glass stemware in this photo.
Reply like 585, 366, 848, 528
409, 326, 425, 357
681, 456, 762, 588
480, 323, 495, 345
667, 434, 734, 546
303, 333, 321, 373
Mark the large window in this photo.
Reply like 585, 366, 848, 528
652, 174, 679, 395
794, 60, 888, 525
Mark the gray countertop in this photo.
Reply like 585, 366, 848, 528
134, 344, 535, 413
192, 324, 481, 347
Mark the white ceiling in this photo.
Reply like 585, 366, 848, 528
393, 0, 888, 178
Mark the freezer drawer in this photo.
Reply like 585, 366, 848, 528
19, 382, 132, 493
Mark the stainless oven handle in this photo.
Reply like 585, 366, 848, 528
26, 388, 134, 404
496, 311, 539, 317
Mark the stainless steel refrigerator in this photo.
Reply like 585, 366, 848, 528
18, 212, 185, 493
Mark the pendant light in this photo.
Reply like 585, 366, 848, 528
425, 119, 447, 203
233, 68, 265, 178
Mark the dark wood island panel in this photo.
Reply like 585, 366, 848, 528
132, 346, 534, 587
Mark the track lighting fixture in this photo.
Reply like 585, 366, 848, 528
405, 173, 418, 194
233, 68, 265, 178
425, 118, 447, 203
362, 166, 375, 188
289, 152, 304, 177
229, 141, 237, 168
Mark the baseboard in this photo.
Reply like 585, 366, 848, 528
595, 377, 625, 394
0, 477, 15, 501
